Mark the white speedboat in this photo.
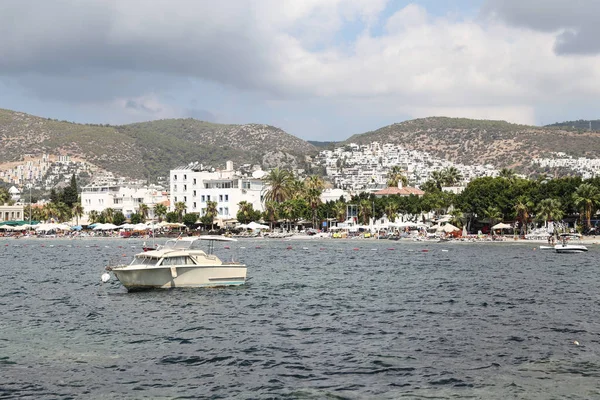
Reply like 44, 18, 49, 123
106, 236, 247, 290
554, 233, 588, 253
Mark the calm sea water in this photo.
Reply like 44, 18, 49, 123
1, 237, 600, 399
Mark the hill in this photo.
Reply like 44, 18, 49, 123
0, 109, 317, 180
344, 117, 600, 172
546, 119, 600, 131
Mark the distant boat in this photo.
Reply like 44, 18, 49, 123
554, 233, 587, 253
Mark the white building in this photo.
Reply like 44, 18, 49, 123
170, 161, 266, 225
81, 184, 168, 220
0, 204, 24, 222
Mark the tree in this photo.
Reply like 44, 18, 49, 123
304, 175, 324, 228
263, 167, 294, 203
183, 212, 199, 228
138, 203, 149, 221
442, 167, 462, 186
165, 211, 179, 223
358, 199, 373, 225
101, 208, 115, 224
263, 200, 278, 230
384, 201, 399, 222
484, 206, 502, 229
0, 187, 10, 205
62, 174, 78, 207
113, 211, 126, 226
88, 210, 100, 224
499, 168, 517, 181
49, 188, 59, 204
513, 196, 533, 236
573, 183, 600, 230
204, 200, 218, 230
332, 200, 347, 223
430, 170, 445, 190
130, 213, 143, 224
174, 202, 187, 223
237, 201, 255, 224
386, 166, 408, 188
153, 203, 167, 222
71, 202, 83, 225
536, 198, 563, 227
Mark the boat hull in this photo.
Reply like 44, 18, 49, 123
112, 264, 247, 290
554, 245, 588, 253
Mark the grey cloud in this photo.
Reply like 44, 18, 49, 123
483, 0, 600, 55
0, 1, 284, 102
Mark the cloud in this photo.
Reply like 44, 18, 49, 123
482, 0, 600, 55
1, 0, 600, 139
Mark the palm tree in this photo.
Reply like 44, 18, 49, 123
499, 168, 517, 181
138, 203, 149, 221
237, 201, 254, 224
204, 200, 218, 230
536, 198, 563, 228
484, 206, 502, 231
153, 203, 167, 222
332, 201, 347, 223
174, 202, 187, 223
442, 167, 463, 186
358, 199, 373, 225
384, 201, 399, 223
430, 170, 445, 190
514, 196, 533, 236
88, 210, 100, 224
0, 188, 10, 205
386, 166, 408, 188
263, 200, 278, 230
263, 168, 294, 203
573, 183, 600, 230
304, 176, 324, 228
102, 208, 115, 224
71, 202, 83, 225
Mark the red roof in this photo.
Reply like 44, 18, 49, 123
374, 186, 425, 196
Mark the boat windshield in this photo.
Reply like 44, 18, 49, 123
132, 256, 159, 266
163, 239, 194, 250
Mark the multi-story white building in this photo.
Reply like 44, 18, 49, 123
81, 184, 168, 220
170, 161, 266, 225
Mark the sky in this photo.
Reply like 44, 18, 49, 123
1, 0, 600, 141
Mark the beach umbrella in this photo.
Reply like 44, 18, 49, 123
442, 223, 460, 233
491, 222, 512, 230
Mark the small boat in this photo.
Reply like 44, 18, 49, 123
539, 245, 554, 250
106, 236, 247, 290
554, 233, 588, 253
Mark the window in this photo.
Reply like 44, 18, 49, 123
183, 174, 187, 180
207, 195, 211, 201
184, 184, 187, 191
174, 184, 177, 192
219, 207, 223, 215
174, 196, 177, 202
193, 190, 196, 197
242, 181, 251, 189
219, 194, 223, 202
224, 207, 229, 215
201, 195, 205, 202
224, 194, 229, 202
193, 202, 197, 209
184, 196, 187, 202
174, 175, 177, 181
193, 178, 197, 185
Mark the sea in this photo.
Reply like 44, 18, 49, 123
1, 237, 599, 399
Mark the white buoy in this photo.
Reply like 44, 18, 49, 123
574, 340, 580, 346
101, 272, 111, 283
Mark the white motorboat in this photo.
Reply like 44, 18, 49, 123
106, 236, 247, 290
554, 233, 588, 253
